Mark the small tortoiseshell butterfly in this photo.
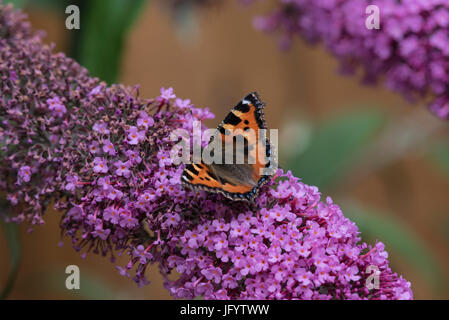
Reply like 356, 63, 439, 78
181, 92, 275, 201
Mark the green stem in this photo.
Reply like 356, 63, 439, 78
76, 0, 148, 84
0, 212, 22, 300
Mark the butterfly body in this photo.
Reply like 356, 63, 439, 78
181, 92, 275, 201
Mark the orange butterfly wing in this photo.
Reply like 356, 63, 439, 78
181, 92, 274, 201
218, 92, 272, 182
182, 163, 255, 195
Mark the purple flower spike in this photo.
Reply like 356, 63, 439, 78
247, 0, 449, 121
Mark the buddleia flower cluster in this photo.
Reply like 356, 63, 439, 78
0, 3, 412, 299
247, 0, 449, 120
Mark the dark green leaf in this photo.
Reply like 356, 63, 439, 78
287, 110, 385, 190
0, 215, 21, 300
77, 0, 147, 84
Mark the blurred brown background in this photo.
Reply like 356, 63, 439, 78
1, 0, 449, 299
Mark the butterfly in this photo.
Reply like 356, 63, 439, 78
181, 92, 275, 201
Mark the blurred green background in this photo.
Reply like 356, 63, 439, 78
2, 0, 449, 299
